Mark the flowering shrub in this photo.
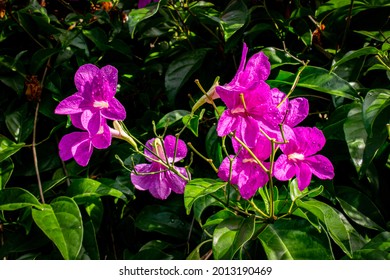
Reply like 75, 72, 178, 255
0, 0, 389, 260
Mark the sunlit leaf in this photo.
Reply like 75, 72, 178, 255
184, 178, 227, 215
0, 135, 25, 162
32, 196, 83, 260
0, 158, 14, 189
0, 187, 41, 210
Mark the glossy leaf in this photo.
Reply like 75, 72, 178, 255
183, 110, 204, 137
336, 186, 385, 231
5, 104, 34, 143
66, 178, 127, 203
262, 47, 301, 69
184, 178, 227, 215
135, 205, 191, 240
30, 48, 60, 74
259, 218, 333, 260
165, 48, 209, 105
212, 215, 255, 260
343, 103, 367, 173
32, 196, 83, 260
363, 89, 390, 136
128, 1, 161, 38
0, 158, 14, 189
82, 219, 100, 260
296, 198, 366, 258
220, 0, 248, 41
268, 66, 360, 100
349, 232, 390, 260
187, 239, 212, 260
0, 135, 25, 162
331, 47, 379, 71
205, 125, 223, 167
155, 110, 190, 130
0, 187, 41, 210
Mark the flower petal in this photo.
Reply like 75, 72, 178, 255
58, 132, 86, 161
54, 94, 83, 115
102, 98, 126, 120
99, 65, 118, 100
296, 162, 312, 191
237, 162, 268, 199
163, 135, 187, 162
216, 110, 239, 137
163, 168, 187, 194
74, 64, 99, 93
286, 98, 309, 127
218, 156, 239, 185
91, 122, 112, 149
80, 109, 101, 135
306, 154, 334, 180
294, 127, 325, 156
273, 154, 296, 181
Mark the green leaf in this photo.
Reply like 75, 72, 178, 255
331, 47, 379, 71
363, 89, 390, 136
126, 240, 175, 260
349, 232, 390, 260
32, 196, 83, 260
187, 239, 212, 260
0, 187, 41, 210
322, 103, 356, 140
0, 158, 14, 189
30, 48, 60, 74
82, 28, 108, 51
128, 2, 161, 38
212, 215, 255, 260
182, 111, 204, 137
336, 186, 385, 231
262, 47, 301, 69
343, 103, 367, 173
155, 110, 190, 130
0, 135, 25, 162
82, 219, 100, 260
135, 205, 191, 240
184, 178, 227, 215
66, 178, 127, 203
268, 66, 360, 100
205, 125, 223, 167
259, 218, 333, 260
165, 48, 209, 106
203, 209, 237, 228
220, 0, 248, 41
5, 104, 34, 143
296, 198, 366, 258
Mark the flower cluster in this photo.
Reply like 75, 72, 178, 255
55, 64, 126, 166
216, 43, 334, 197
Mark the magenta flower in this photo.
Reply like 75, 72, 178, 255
273, 127, 334, 191
218, 135, 271, 199
216, 43, 279, 147
138, 0, 159, 8
131, 135, 189, 200
58, 120, 112, 167
55, 64, 126, 136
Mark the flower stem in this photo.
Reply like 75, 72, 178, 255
187, 142, 218, 173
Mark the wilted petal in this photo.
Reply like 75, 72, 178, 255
296, 162, 312, 190
306, 155, 335, 180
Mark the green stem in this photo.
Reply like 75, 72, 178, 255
187, 142, 218, 173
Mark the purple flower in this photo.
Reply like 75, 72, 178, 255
58, 120, 112, 167
131, 135, 188, 200
138, 0, 159, 8
216, 43, 277, 147
273, 127, 334, 191
218, 135, 271, 199
55, 64, 126, 136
